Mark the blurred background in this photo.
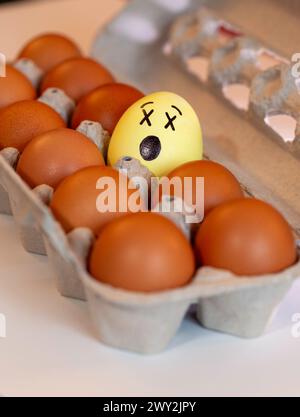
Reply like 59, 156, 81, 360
0, 0, 30, 3
0, 0, 64, 3
0, 0, 125, 60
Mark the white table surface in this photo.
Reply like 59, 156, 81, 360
0, 0, 300, 398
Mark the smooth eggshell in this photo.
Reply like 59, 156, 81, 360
89, 212, 196, 292
166, 160, 244, 215
40, 58, 114, 102
108, 91, 203, 177
195, 198, 297, 276
17, 128, 104, 189
18, 33, 82, 73
0, 100, 65, 152
0, 65, 36, 110
72, 83, 144, 134
50, 165, 142, 235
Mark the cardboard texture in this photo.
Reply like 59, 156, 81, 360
0, 0, 299, 353
1, 142, 298, 353
0, 184, 12, 215
42, 222, 300, 353
0, 148, 19, 215
79, 232, 300, 353
44, 228, 87, 301
38, 88, 75, 124
13, 58, 43, 89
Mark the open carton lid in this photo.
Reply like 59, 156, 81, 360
91, 0, 300, 236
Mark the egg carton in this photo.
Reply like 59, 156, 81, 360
0, 143, 299, 354
0, 0, 299, 354
44, 221, 300, 354
0, 184, 12, 215
0, 151, 48, 254
0, 148, 18, 216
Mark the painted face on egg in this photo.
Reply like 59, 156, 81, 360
107, 92, 203, 177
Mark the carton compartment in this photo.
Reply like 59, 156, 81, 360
42, 211, 300, 352
9, 185, 47, 256
1, 148, 298, 354
84, 279, 192, 354
43, 225, 90, 301
80, 239, 300, 353
196, 269, 294, 338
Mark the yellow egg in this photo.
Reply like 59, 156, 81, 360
107, 91, 203, 177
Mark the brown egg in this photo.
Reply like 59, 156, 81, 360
195, 198, 297, 276
17, 33, 81, 73
50, 165, 143, 235
17, 128, 104, 189
0, 64, 36, 110
40, 57, 114, 102
89, 212, 196, 292
71, 83, 144, 134
166, 160, 244, 216
0, 100, 65, 151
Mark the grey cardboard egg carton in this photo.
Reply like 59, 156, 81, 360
0, 148, 18, 215
168, 6, 300, 157
0, 151, 299, 353
0, 148, 49, 255
0, 0, 300, 353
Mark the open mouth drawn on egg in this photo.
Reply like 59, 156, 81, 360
139, 135, 162, 161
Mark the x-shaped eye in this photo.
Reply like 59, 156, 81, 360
140, 109, 154, 126
164, 112, 176, 131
